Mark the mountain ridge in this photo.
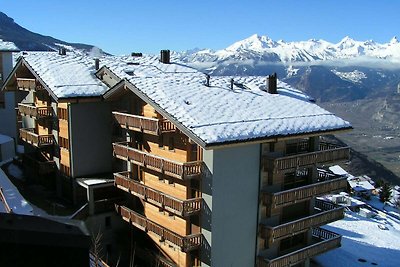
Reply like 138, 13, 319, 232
0, 11, 99, 53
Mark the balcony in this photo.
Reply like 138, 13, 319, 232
18, 103, 53, 119
116, 205, 202, 252
262, 177, 347, 208
19, 128, 54, 147
23, 152, 56, 175
114, 171, 201, 217
112, 142, 202, 180
16, 78, 43, 91
260, 200, 344, 245
113, 111, 176, 135
258, 228, 341, 267
264, 142, 350, 173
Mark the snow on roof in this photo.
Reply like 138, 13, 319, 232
103, 54, 352, 145
21, 52, 108, 99
0, 39, 19, 51
348, 178, 375, 191
329, 165, 349, 176
0, 169, 33, 215
0, 134, 13, 144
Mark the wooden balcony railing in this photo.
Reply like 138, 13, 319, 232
260, 200, 344, 244
116, 205, 202, 252
112, 142, 202, 180
114, 172, 202, 216
19, 128, 54, 147
112, 111, 177, 135
23, 153, 56, 175
258, 228, 341, 267
0, 187, 13, 213
18, 103, 53, 119
16, 78, 43, 91
263, 177, 347, 208
264, 143, 350, 172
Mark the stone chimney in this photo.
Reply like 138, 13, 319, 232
205, 74, 210, 87
267, 73, 277, 94
59, 47, 66, 56
94, 58, 100, 70
160, 50, 170, 64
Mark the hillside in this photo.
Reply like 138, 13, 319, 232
0, 11, 98, 52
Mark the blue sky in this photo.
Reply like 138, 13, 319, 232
1, 0, 399, 55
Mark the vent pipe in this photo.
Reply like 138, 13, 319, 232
94, 59, 100, 70
59, 47, 66, 56
230, 78, 234, 90
205, 74, 210, 87
267, 73, 277, 94
160, 50, 170, 64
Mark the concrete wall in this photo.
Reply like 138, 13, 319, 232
69, 101, 112, 177
202, 144, 261, 267
0, 52, 17, 140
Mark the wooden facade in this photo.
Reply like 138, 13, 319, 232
111, 93, 202, 266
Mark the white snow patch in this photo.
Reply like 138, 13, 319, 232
332, 69, 367, 83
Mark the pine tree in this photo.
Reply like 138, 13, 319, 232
379, 182, 392, 203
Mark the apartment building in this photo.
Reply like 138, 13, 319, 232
1, 48, 352, 266
1, 50, 113, 201
96, 51, 352, 267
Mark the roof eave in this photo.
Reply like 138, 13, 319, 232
203, 126, 353, 150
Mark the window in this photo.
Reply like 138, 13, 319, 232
60, 163, 71, 176
57, 107, 68, 121
168, 137, 174, 151
59, 136, 69, 150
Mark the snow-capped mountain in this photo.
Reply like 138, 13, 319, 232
176, 34, 400, 102
179, 34, 400, 66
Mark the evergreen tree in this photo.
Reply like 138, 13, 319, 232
379, 182, 392, 203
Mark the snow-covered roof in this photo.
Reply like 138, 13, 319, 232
0, 39, 19, 52
329, 165, 350, 176
21, 52, 108, 99
348, 178, 375, 192
102, 54, 352, 146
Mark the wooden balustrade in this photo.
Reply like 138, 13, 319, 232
159, 119, 177, 132
0, 187, 12, 213
19, 128, 54, 147
114, 172, 201, 216
23, 153, 56, 175
116, 205, 202, 252
263, 177, 347, 208
260, 203, 344, 243
258, 228, 341, 267
16, 78, 37, 91
18, 103, 53, 119
112, 142, 203, 180
113, 111, 160, 135
264, 143, 350, 172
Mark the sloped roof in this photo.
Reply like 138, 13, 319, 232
102, 55, 352, 146
0, 39, 19, 52
21, 52, 108, 99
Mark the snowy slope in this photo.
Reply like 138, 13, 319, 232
315, 206, 400, 267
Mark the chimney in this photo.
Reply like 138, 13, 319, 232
205, 74, 210, 87
160, 50, 170, 64
267, 73, 277, 94
230, 78, 234, 90
94, 58, 100, 70
59, 47, 67, 56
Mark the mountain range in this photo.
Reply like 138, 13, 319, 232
174, 34, 400, 102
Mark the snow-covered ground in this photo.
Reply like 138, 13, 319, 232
315, 195, 400, 267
